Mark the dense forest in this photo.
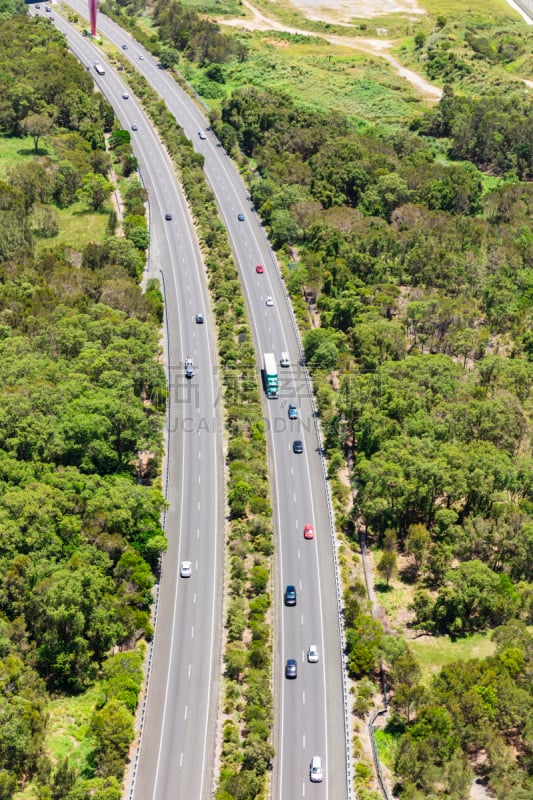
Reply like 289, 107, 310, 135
0, 11, 166, 799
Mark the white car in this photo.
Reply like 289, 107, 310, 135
310, 755, 323, 783
180, 561, 192, 578
266, 296, 274, 307
307, 645, 319, 663
185, 357, 194, 378
198, 130, 207, 140
122, 92, 129, 99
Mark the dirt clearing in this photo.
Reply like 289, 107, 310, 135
282, 0, 426, 24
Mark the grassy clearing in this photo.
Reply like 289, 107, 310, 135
0, 134, 109, 252
372, 549, 416, 632
13, 686, 101, 799
0, 135, 52, 177
46, 685, 101, 768
179, 0, 244, 15
188, 33, 426, 122
410, 631, 497, 683
35, 201, 111, 253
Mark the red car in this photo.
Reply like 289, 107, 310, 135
255, 265, 264, 274
303, 524, 315, 540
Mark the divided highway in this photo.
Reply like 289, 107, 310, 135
43, 12, 225, 800
57, 3, 350, 798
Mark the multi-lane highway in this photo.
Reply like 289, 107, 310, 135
40, 11, 226, 800
52, 3, 350, 798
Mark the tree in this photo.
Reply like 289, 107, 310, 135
304, 328, 340, 370
77, 173, 113, 211
159, 46, 180, 69
405, 524, 431, 576
432, 560, 519, 635
377, 550, 397, 586
91, 700, 134, 779
346, 614, 384, 678
21, 113, 55, 153
50, 758, 78, 800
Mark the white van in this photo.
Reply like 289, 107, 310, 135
280, 352, 290, 368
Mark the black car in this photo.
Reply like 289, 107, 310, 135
285, 658, 297, 679
284, 585, 297, 606
293, 440, 303, 454
165, 213, 172, 221
195, 313, 205, 324
237, 213, 245, 222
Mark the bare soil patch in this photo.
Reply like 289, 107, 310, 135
280, 0, 426, 24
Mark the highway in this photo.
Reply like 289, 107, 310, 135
40, 10, 226, 800
54, 3, 349, 798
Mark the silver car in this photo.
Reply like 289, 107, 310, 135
307, 645, 319, 663
180, 561, 192, 578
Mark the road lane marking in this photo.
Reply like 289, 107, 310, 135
188, 664, 191, 679
180, 753, 183, 767
193, 593, 197, 605
191, 626, 194, 639
302, 690, 306, 705
184, 706, 188, 721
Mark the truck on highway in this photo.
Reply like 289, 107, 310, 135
93, 63, 106, 75
263, 353, 278, 398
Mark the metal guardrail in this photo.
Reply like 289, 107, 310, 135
269, 254, 354, 799
369, 708, 393, 800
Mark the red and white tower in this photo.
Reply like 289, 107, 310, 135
89, 0, 97, 36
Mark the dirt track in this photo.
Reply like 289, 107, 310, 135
218, 1, 443, 102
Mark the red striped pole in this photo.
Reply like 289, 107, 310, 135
89, 0, 97, 36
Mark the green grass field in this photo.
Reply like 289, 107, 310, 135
0, 135, 53, 177
46, 685, 101, 768
187, 33, 425, 122
410, 631, 497, 682
43, 200, 111, 252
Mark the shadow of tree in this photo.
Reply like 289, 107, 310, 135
374, 581, 393, 594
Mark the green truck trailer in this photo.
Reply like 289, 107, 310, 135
263, 352, 278, 398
